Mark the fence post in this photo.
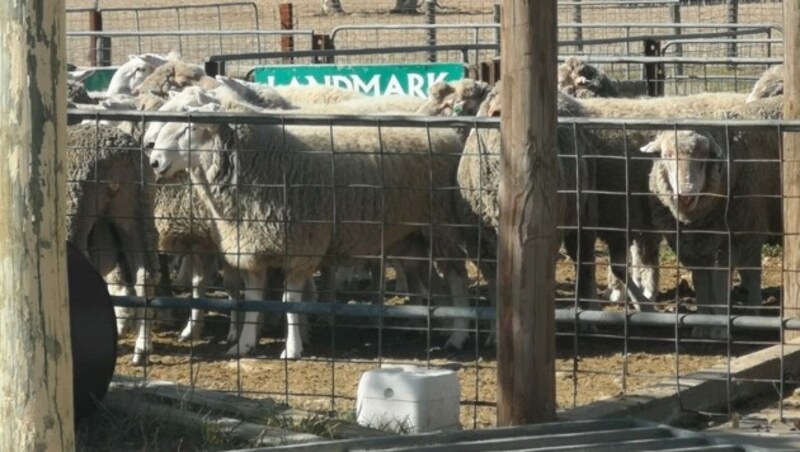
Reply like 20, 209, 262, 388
782, 0, 800, 342
727, 0, 738, 59
643, 39, 665, 97
88, 7, 103, 66
280, 2, 294, 64
497, 0, 558, 426
573, 0, 583, 52
0, 0, 74, 449
312, 33, 335, 64
425, 0, 437, 62
670, 1, 683, 76
493, 3, 501, 57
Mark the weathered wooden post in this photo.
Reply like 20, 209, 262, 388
280, 3, 294, 64
0, 1, 74, 449
782, 0, 800, 342
497, 0, 558, 425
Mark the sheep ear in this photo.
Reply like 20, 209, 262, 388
640, 139, 661, 154
706, 134, 725, 159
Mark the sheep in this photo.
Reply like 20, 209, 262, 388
136, 60, 219, 97
148, 106, 466, 359
106, 53, 171, 97
747, 64, 784, 103
66, 123, 159, 365
641, 120, 781, 338
456, 82, 598, 345
274, 84, 366, 105
558, 57, 619, 98
574, 91, 757, 311
416, 79, 492, 117
213, 76, 296, 110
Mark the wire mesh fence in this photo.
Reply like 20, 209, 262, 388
65, 102, 797, 429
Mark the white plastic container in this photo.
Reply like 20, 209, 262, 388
355, 366, 460, 433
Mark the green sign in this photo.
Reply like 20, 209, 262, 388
81, 67, 117, 93
252, 63, 464, 98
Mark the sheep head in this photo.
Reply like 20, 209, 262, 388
642, 130, 726, 221
149, 106, 221, 180
143, 87, 218, 148
418, 79, 492, 117
746, 64, 784, 103
107, 53, 169, 96
476, 81, 501, 118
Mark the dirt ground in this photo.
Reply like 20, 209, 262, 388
111, 241, 780, 430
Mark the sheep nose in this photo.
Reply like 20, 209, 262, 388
150, 158, 161, 169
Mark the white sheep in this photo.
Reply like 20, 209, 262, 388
148, 105, 465, 359
746, 64, 784, 103
106, 53, 171, 97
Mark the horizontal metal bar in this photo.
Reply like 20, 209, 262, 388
94, 2, 257, 14
67, 30, 314, 37
206, 44, 497, 63
67, 110, 800, 131
560, 27, 774, 48
111, 296, 800, 331
557, 55, 782, 65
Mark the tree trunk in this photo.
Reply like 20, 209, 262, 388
391, 0, 420, 14
321, 0, 345, 15
0, 1, 74, 450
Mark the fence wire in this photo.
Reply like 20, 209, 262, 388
65, 106, 799, 430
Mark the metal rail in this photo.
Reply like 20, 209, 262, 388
111, 296, 796, 331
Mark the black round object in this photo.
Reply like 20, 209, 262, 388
67, 242, 118, 420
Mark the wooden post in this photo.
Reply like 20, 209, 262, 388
88, 8, 102, 66
727, 0, 738, 59
497, 0, 558, 425
0, 0, 74, 450
782, 0, 800, 342
280, 3, 294, 64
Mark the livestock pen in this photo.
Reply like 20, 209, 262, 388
54, 0, 800, 450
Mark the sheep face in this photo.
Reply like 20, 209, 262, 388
477, 82, 501, 118
143, 87, 217, 147
149, 122, 215, 179
642, 130, 724, 216
107, 54, 166, 96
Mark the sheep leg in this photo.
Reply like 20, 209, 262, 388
563, 230, 598, 310
299, 277, 318, 346
223, 263, 243, 343
627, 234, 661, 312
281, 275, 309, 360
443, 264, 471, 350
690, 265, 730, 340
178, 254, 215, 342
225, 271, 265, 357
483, 262, 498, 348
736, 239, 765, 310
690, 269, 713, 339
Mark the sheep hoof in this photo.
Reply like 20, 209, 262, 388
178, 323, 202, 342
484, 332, 496, 348
444, 332, 468, 351
130, 352, 149, 367
225, 329, 239, 344
226, 342, 255, 357
280, 347, 302, 360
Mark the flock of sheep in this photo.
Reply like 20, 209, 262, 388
66, 53, 786, 365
